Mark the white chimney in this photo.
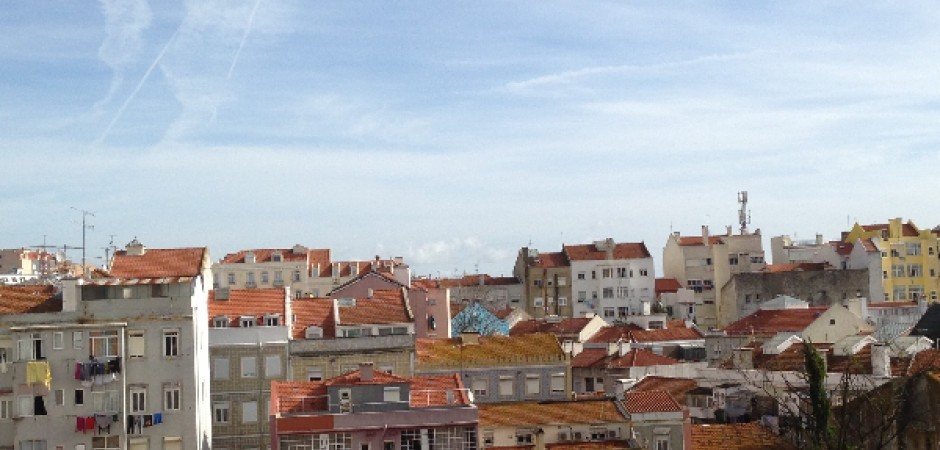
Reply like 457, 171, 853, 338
871, 344, 890, 378
702, 226, 710, 246
126, 238, 145, 256
61, 278, 82, 312
394, 263, 412, 287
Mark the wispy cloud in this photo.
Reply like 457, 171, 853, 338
228, 0, 262, 79
94, 0, 152, 112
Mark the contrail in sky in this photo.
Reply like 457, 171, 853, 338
228, 0, 262, 80
96, 26, 181, 145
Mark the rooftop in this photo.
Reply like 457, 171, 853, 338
109, 247, 207, 279
208, 288, 287, 327
629, 376, 698, 404
336, 288, 413, 326
510, 317, 594, 337
587, 323, 703, 344
562, 242, 650, 260
417, 333, 565, 367
691, 423, 796, 450
621, 390, 682, 414
479, 399, 627, 427
0, 285, 61, 315
723, 307, 827, 336
571, 348, 679, 369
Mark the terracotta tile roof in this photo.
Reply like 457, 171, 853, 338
437, 274, 520, 288
510, 318, 593, 336
563, 242, 650, 261
723, 307, 826, 336
587, 324, 703, 344
291, 297, 335, 339
219, 248, 314, 264
861, 223, 920, 237
859, 238, 878, 252
629, 376, 698, 404
416, 333, 565, 366
655, 278, 682, 295
763, 263, 828, 273
530, 252, 569, 269
109, 247, 206, 278
677, 236, 723, 246
337, 289, 413, 325
691, 423, 796, 450
492, 306, 516, 319
208, 288, 286, 327
621, 390, 682, 414
409, 373, 471, 407
330, 271, 405, 295
908, 349, 940, 375
571, 348, 610, 368
572, 349, 678, 369
272, 371, 470, 415
479, 399, 627, 426
271, 381, 328, 414
411, 278, 440, 290
0, 285, 61, 315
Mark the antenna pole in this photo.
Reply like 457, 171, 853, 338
737, 191, 749, 235
71, 207, 95, 277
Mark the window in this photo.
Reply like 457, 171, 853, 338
246, 272, 256, 286
907, 242, 922, 256
213, 358, 230, 380
383, 387, 400, 402
241, 356, 257, 378
516, 434, 533, 445
74, 389, 85, 406
655, 437, 669, 450
533, 279, 542, 287
73, 331, 83, 349
930, 247, 936, 256
551, 373, 565, 394
89, 330, 118, 357
18, 395, 33, 416
261, 271, 269, 284
128, 330, 145, 358
602, 288, 614, 299
687, 279, 703, 293
214, 403, 230, 423
213, 316, 229, 328
307, 367, 323, 381
130, 388, 146, 413
0, 399, 11, 419
525, 375, 540, 395
603, 308, 614, 318
639, 269, 649, 276
894, 286, 907, 301
533, 297, 543, 307
704, 258, 712, 266
227, 273, 235, 286
617, 287, 629, 298
240, 316, 256, 327
292, 270, 301, 282
163, 330, 179, 357
617, 307, 628, 317
499, 376, 514, 397
52, 332, 63, 350
164, 386, 181, 411
749, 256, 764, 264
910, 285, 925, 300
163, 438, 182, 450
617, 267, 627, 277
892, 264, 905, 278
602, 268, 613, 278
93, 391, 119, 413
578, 291, 586, 301
264, 314, 280, 326
265, 355, 281, 378
909, 264, 923, 277
577, 272, 586, 280
729, 255, 739, 265
241, 401, 258, 423
19, 440, 46, 450
17, 333, 43, 361
471, 379, 488, 397
92, 436, 119, 450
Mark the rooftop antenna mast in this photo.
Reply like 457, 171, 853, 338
71, 207, 95, 277
32, 235, 57, 280
737, 191, 750, 235
102, 234, 117, 271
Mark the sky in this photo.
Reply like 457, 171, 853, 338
2, 1, 940, 277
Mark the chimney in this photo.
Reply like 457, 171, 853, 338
126, 238, 145, 256
871, 344, 890, 378
816, 234, 824, 245
394, 263, 412, 287
726, 225, 733, 236
359, 362, 374, 381
367, 288, 374, 299
701, 226, 710, 246
460, 332, 480, 345
733, 348, 754, 370
61, 278, 83, 312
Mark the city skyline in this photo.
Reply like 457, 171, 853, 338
2, 1, 939, 276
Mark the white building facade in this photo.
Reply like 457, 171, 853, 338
567, 239, 656, 320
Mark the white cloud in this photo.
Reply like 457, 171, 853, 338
95, 0, 152, 111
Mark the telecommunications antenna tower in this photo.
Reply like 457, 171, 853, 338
737, 191, 751, 234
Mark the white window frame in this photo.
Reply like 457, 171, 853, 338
525, 375, 540, 395
265, 355, 282, 378
307, 367, 323, 381
164, 385, 181, 411
383, 387, 400, 403
129, 387, 146, 413
92, 390, 119, 413
241, 356, 257, 378
163, 329, 179, 357
0, 398, 12, 420
551, 373, 566, 394
498, 376, 514, 397
213, 403, 230, 424
52, 332, 64, 350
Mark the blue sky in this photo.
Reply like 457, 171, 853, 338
2, 1, 939, 277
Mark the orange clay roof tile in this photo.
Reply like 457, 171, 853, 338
208, 288, 286, 327
562, 242, 650, 260
417, 333, 565, 365
336, 289, 413, 325
0, 285, 61, 315
621, 391, 682, 414
691, 422, 796, 450
109, 247, 206, 278
479, 399, 627, 427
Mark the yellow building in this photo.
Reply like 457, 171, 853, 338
843, 218, 940, 302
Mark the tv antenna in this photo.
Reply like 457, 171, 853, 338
102, 234, 118, 271
32, 235, 57, 280
737, 191, 751, 235
71, 207, 95, 277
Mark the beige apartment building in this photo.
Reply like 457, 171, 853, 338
513, 248, 573, 319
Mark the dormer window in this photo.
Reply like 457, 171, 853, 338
240, 316, 256, 328
271, 253, 283, 262
305, 326, 324, 339
264, 314, 281, 326
213, 316, 230, 328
